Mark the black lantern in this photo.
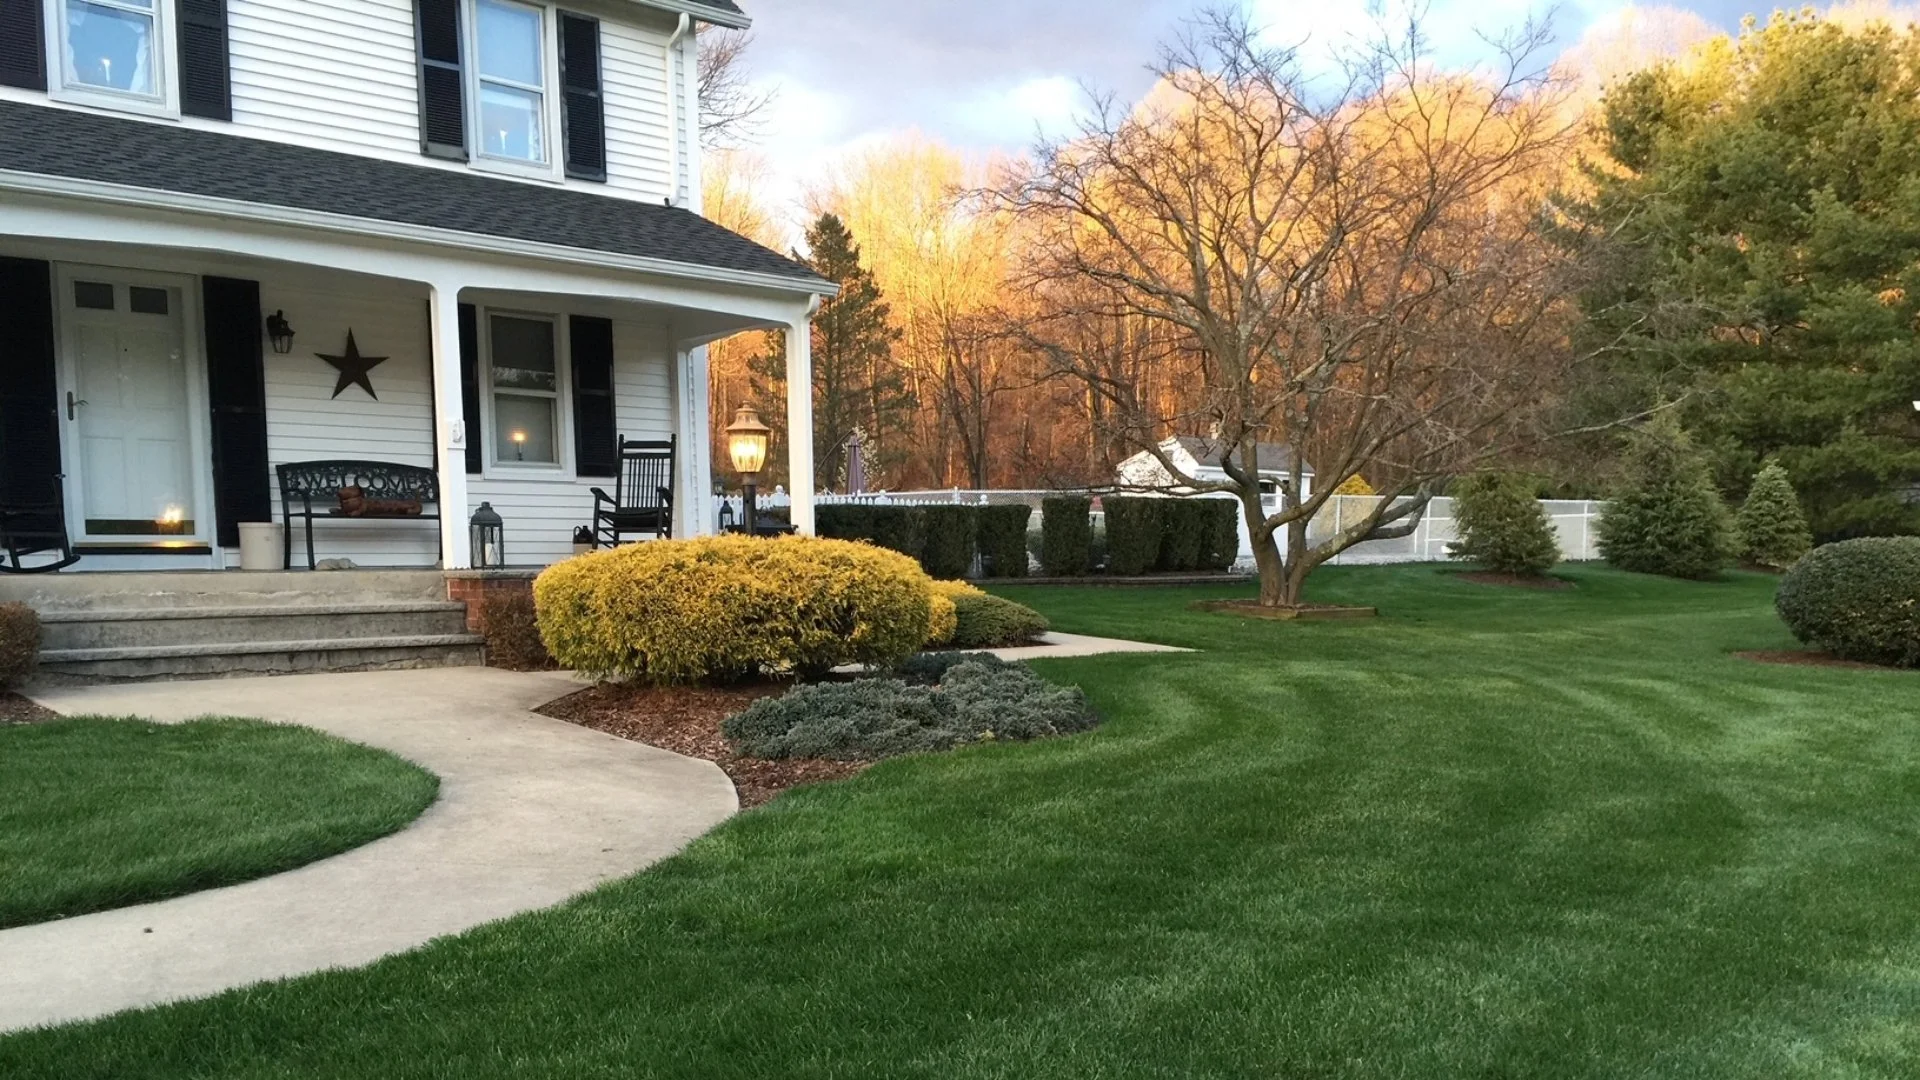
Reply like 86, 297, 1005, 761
470, 502, 505, 569
265, 310, 295, 354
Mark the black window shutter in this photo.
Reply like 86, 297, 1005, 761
570, 315, 617, 477
0, 258, 62, 535
201, 277, 271, 548
0, 0, 46, 91
176, 0, 232, 120
415, 0, 467, 160
558, 11, 606, 182
458, 303, 482, 474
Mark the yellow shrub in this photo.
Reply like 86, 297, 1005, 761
931, 579, 985, 601
534, 535, 933, 683
1332, 475, 1376, 496
927, 593, 958, 646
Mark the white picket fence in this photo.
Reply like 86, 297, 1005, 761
731, 488, 1605, 568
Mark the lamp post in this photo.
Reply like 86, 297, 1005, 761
725, 404, 771, 534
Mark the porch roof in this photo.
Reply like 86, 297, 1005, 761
0, 101, 824, 290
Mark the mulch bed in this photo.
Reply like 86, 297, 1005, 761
0, 691, 57, 725
1191, 599, 1378, 621
537, 683, 872, 808
1455, 571, 1575, 591
1735, 650, 1913, 673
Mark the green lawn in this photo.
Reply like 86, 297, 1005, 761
4, 566, 1918, 1078
0, 717, 437, 930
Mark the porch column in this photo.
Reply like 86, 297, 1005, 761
427, 282, 473, 568
672, 343, 714, 537
785, 317, 815, 535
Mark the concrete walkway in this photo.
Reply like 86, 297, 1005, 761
985, 631, 1193, 663
0, 667, 736, 1034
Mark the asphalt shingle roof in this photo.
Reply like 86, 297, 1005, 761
0, 101, 823, 287
1174, 436, 1312, 476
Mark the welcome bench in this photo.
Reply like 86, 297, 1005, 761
276, 461, 440, 570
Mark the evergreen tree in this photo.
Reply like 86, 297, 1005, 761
1597, 418, 1739, 580
1737, 460, 1814, 571
1448, 472, 1561, 576
752, 214, 911, 490
1572, 12, 1920, 540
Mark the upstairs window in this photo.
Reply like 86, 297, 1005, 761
58, 0, 164, 102
472, 0, 547, 165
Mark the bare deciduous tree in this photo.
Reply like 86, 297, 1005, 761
699, 29, 774, 148
994, 9, 1596, 607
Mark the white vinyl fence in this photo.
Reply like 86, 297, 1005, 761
733, 488, 1605, 569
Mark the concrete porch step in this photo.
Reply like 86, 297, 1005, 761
37, 602, 473, 651
36, 635, 488, 684
0, 569, 450, 612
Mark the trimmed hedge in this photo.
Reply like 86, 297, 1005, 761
816, 504, 924, 563
1103, 496, 1165, 576
722, 659, 1098, 761
535, 535, 932, 683
918, 505, 979, 579
976, 504, 1032, 578
1776, 537, 1920, 668
1198, 499, 1240, 571
1157, 499, 1209, 572
479, 588, 553, 671
0, 602, 39, 690
1041, 496, 1093, 576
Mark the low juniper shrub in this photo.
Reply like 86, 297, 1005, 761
722, 660, 1098, 760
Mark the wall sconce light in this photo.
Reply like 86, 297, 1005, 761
265, 310, 295, 354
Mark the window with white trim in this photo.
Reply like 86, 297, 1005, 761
54, 0, 166, 103
471, 0, 548, 165
488, 312, 562, 466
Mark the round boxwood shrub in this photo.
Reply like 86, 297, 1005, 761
931, 581, 1049, 648
1775, 537, 1920, 668
534, 535, 932, 683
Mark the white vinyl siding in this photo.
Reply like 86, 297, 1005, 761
259, 274, 676, 568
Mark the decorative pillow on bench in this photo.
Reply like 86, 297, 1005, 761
336, 485, 424, 518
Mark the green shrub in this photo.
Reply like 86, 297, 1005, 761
534, 535, 932, 683
1597, 422, 1737, 580
1103, 496, 1165, 576
1197, 498, 1241, 572
1157, 499, 1209, 572
918, 505, 979, 579
816, 504, 924, 562
949, 591, 1050, 648
0, 602, 39, 690
1738, 461, 1813, 571
479, 587, 552, 671
1448, 472, 1560, 576
975, 504, 1032, 578
722, 660, 1098, 760
1775, 537, 1920, 667
1040, 496, 1093, 576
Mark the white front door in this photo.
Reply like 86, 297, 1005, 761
56, 267, 210, 545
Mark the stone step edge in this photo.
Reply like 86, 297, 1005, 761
41, 634, 487, 664
36, 602, 471, 623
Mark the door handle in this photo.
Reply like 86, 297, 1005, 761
66, 391, 87, 420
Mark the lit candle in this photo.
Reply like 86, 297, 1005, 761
511, 430, 527, 461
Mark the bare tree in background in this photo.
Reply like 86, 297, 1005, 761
996, 9, 1596, 607
699, 29, 774, 148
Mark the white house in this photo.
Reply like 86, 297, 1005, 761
0, 0, 828, 576
1115, 436, 1316, 565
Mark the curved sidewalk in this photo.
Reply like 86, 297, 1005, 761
0, 667, 738, 1033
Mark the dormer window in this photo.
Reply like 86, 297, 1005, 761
56, 0, 166, 103
472, 0, 547, 165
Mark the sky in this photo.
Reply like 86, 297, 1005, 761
723, 1, 1774, 232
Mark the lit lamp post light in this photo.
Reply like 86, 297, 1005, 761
725, 404, 772, 534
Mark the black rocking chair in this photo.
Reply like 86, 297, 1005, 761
0, 473, 80, 573
590, 435, 676, 547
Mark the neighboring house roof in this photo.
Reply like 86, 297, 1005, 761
1170, 436, 1313, 476
0, 101, 826, 289
634, 0, 750, 29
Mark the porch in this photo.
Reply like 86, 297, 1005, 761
0, 102, 830, 578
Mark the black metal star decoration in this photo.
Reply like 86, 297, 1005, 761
316, 330, 388, 400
